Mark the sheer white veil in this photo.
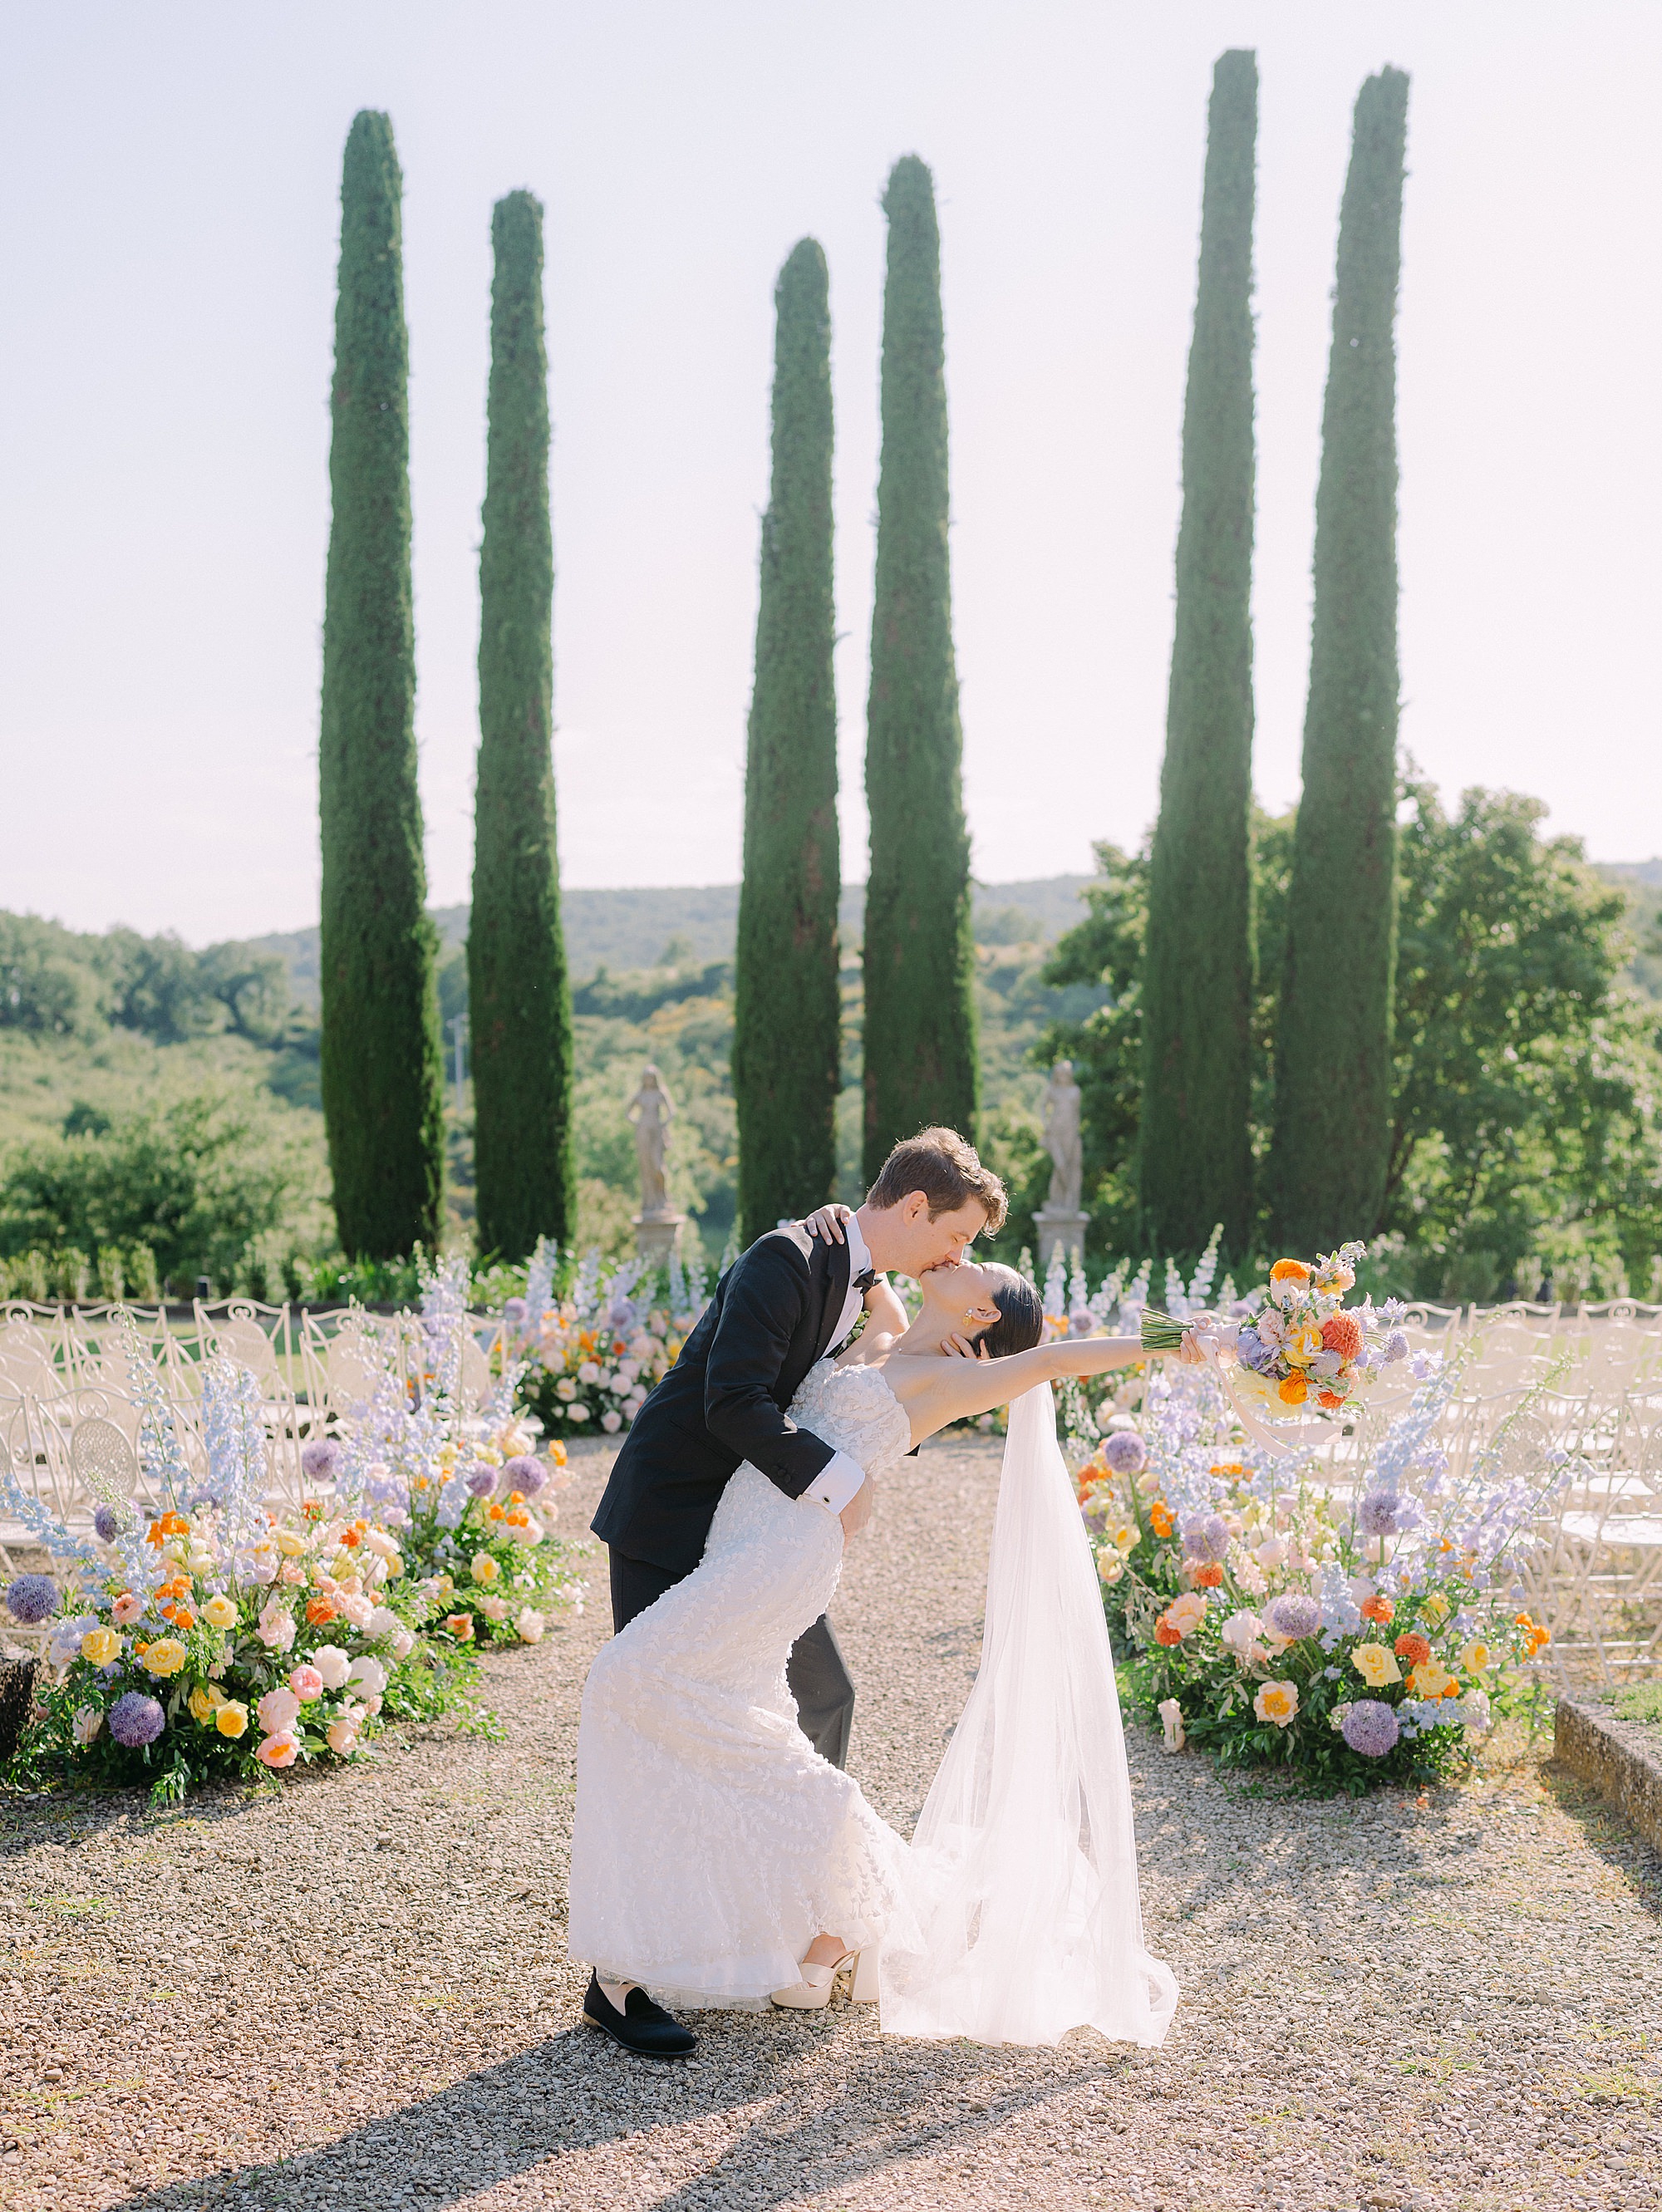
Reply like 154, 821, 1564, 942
878, 1384, 1178, 2047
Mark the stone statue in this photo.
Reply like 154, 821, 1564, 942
627, 1064, 676, 1219
1040, 1059, 1083, 1216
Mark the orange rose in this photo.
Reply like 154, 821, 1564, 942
443, 1614, 475, 1642
488, 1503, 505, 1522
306, 1595, 337, 1626
1154, 1619, 1183, 1648
1316, 1389, 1344, 1409
1278, 1374, 1309, 1407
1270, 1259, 1311, 1290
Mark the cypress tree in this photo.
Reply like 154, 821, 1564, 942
732, 239, 841, 1244
318, 111, 445, 1260
862, 155, 977, 1180
1140, 49, 1258, 1264
1269, 68, 1410, 1251
470, 190, 575, 1260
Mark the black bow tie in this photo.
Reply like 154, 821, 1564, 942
853, 1266, 878, 1294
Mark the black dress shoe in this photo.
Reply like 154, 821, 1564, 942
581, 1972, 697, 2059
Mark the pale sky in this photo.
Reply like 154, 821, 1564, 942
2, 2, 1659, 945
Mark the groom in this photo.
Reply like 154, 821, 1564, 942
592, 1126, 1008, 1767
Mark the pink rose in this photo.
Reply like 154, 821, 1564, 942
337, 1594, 374, 1630
325, 1717, 359, 1757
254, 1730, 299, 1769
111, 1592, 144, 1628
256, 1603, 296, 1653
256, 1686, 301, 1735
288, 1664, 324, 1702
312, 1644, 352, 1689
280, 1561, 307, 1585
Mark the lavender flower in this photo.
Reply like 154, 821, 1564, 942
1265, 1592, 1321, 1641
1382, 1330, 1409, 1365
301, 1439, 343, 1485
1340, 1700, 1401, 1758
1358, 1489, 1404, 1538
5, 1574, 58, 1625
503, 1454, 546, 1497
1100, 1430, 1148, 1477
92, 1503, 125, 1544
465, 1463, 499, 1498
1183, 1512, 1232, 1565
1235, 1326, 1275, 1374
502, 1297, 529, 1332
606, 1296, 638, 1335
108, 1692, 165, 1748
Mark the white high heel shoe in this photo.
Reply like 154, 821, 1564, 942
770, 1945, 881, 2008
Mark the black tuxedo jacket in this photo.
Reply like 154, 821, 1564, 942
590, 1225, 855, 1575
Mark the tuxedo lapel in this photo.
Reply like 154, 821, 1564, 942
809, 1233, 853, 1361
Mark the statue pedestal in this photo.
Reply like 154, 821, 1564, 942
1034, 1207, 1089, 1274
635, 1211, 686, 1268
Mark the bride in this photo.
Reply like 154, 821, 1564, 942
567, 1241, 1187, 2057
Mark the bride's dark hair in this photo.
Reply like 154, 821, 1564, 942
974, 1264, 1045, 1358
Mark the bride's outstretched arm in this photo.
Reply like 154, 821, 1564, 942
891, 1331, 1201, 1442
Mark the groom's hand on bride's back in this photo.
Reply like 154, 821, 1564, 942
839, 1477, 874, 1539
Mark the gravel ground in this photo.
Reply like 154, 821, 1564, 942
2, 1434, 1660, 2212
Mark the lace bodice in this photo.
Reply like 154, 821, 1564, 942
789, 1359, 912, 1478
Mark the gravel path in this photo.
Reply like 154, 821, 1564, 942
2, 1435, 1660, 2212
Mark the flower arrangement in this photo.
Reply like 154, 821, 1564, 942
1074, 1358, 1570, 1792
2, 1325, 434, 1803
317, 1257, 588, 1649
1143, 1241, 1411, 1424
504, 1239, 708, 1439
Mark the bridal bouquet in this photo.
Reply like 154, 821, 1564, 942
504, 1240, 707, 1438
1076, 1360, 1569, 1792
1, 1330, 432, 1804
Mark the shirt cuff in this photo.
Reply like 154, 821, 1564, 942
804, 1449, 867, 1516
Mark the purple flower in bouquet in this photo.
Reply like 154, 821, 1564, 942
1340, 1701, 1401, 1758
108, 1692, 165, 1748
6, 1575, 58, 1625
92, 1504, 125, 1544
503, 1454, 546, 1497
1382, 1330, 1409, 1365
1183, 1513, 1231, 1565
301, 1439, 342, 1485
465, 1463, 499, 1498
1236, 1326, 1275, 1374
1265, 1592, 1321, 1641
503, 1297, 529, 1333
1100, 1430, 1148, 1477
1358, 1489, 1404, 1538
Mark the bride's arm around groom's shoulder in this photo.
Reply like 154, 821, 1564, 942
892, 1326, 1209, 1442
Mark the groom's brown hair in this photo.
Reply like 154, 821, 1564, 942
867, 1127, 1008, 1231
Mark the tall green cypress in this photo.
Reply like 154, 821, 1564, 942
318, 111, 445, 1260
470, 190, 575, 1260
1140, 50, 1258, 1263
733, 240, 840, 1245
862, 155, 977, 1180
1270, 68, 1410, 1251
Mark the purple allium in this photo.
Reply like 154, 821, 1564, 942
465, 1462, 499, 1498
1382, 1330, 1409, 1365
1100, 1430, 1148, 1477
503, 1296, 529, 1330
1358, 1488, 1404, 1538
108, 1692, 165, 1748
92, 1503, 125, 1544
5, 1574, 58, 1625
503, 1454, 545, 1497
301, 1439, 342, 1484
1183, 1512, 1231, 1565
1265, 1592, 1321, 1640
1340, 1700, 1401, 1758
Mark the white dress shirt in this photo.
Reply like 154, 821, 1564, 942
803, 1213, 878, 1517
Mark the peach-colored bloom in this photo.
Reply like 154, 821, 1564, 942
254, 1731, 298, 1769
111, 1591, 143, 1628
256, 1686, 301, 1736
288, 1664, 324, 1702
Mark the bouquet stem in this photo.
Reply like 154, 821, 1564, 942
1140, 1308, 1190, 1354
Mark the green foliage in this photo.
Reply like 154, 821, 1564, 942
0, 1084, 325, 1293
1045, 779, 1662, 1286
1270, 69, 1410, 1251
733, 239, 842, 1242
1141, 48, 1258, 1265
470, 190, 575, 1262
318, 110, 445, 1260
0, 912, 297, 1053
863, 157, 978, 1179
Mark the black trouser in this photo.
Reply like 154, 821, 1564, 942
607, 1549, 856, 1772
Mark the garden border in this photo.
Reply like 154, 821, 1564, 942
1554, 1694, 1662, 1854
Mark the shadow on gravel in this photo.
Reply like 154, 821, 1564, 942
92, 2018, 1140, 2212
1542, 1759, 1662, 1913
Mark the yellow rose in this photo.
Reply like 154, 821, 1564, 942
382, 1551, 403, 1579
1096, 1549, 1125, 1586
188, 1684, 216, 1724
1422, 1591, 1450, 1625
1254, 1679, 1299, 1727
1284, 1320, 1325, 1370
80, 1627, 121, 1668
1110, 1523, 1139, 1555
275, 1529, 308, 1558
1458, 1639, 1492, 1676
1351, 1643, 1402, 1688
202, 1594, 238, 1630
141, 1636, 189, 1679
471, 1554, 501, 1585
214, 1700, 249, 1739
1409, 1660, 1457, 1698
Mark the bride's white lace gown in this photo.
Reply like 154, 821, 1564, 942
568, 1360, 1177, 2046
